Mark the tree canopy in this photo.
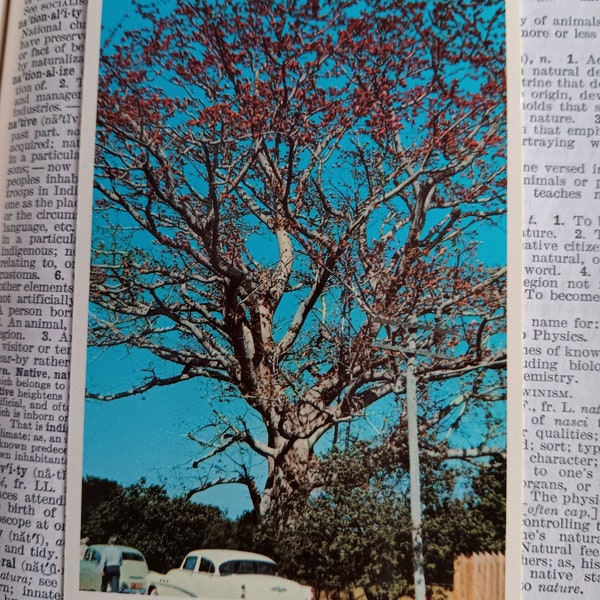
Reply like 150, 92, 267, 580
88, 0, 506, 521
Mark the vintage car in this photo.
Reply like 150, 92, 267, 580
145, 549, 315, 599
80, 544, 149, 593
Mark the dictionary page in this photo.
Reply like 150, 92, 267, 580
0, 0, 85, 596
521, 1, 600, 598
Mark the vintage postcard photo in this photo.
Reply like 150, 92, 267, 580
65, 1, 508, 599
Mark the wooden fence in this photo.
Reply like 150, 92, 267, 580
453, 552, 505, 600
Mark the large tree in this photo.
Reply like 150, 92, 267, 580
88, 0, 506, 520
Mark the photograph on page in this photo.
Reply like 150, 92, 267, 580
65, 1, 509, 598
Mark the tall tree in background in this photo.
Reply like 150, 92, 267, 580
89, 0, 506, 521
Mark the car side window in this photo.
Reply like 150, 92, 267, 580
198, 558, 215, 574
91, 549, 102, 564
182, 556, 197, 571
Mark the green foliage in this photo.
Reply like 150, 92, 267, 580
81, 476, 122, 527
81, 477, 235, 572
258, 448, 506, 594
257, 446, 411, 596
81, 455, 505, 592
286, 485, 410, 592
422, 460, 506, 585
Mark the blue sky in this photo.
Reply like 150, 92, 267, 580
83, 4, 259, 517
84, 355, 258, 516
82, 0, 507, 519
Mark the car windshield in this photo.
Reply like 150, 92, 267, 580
219, 560, 278, 576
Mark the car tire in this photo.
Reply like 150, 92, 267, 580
149, 588, 158, 595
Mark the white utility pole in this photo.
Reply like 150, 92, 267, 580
406, 315, 426, 600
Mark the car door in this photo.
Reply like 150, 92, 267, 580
193, 556, 226, 598
169, 554, 215, 597
169, 554, 198, 594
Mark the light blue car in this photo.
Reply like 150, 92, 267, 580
80, 544, 149, 594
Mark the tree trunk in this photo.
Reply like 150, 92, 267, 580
259, 435, 317, 521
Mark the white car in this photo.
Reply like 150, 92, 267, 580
80, 544, 149, 594
145, 549, 315, 599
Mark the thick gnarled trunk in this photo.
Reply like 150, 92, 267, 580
259, 436, 317, 520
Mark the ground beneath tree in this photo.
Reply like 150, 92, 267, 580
328, 586, 452, 600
